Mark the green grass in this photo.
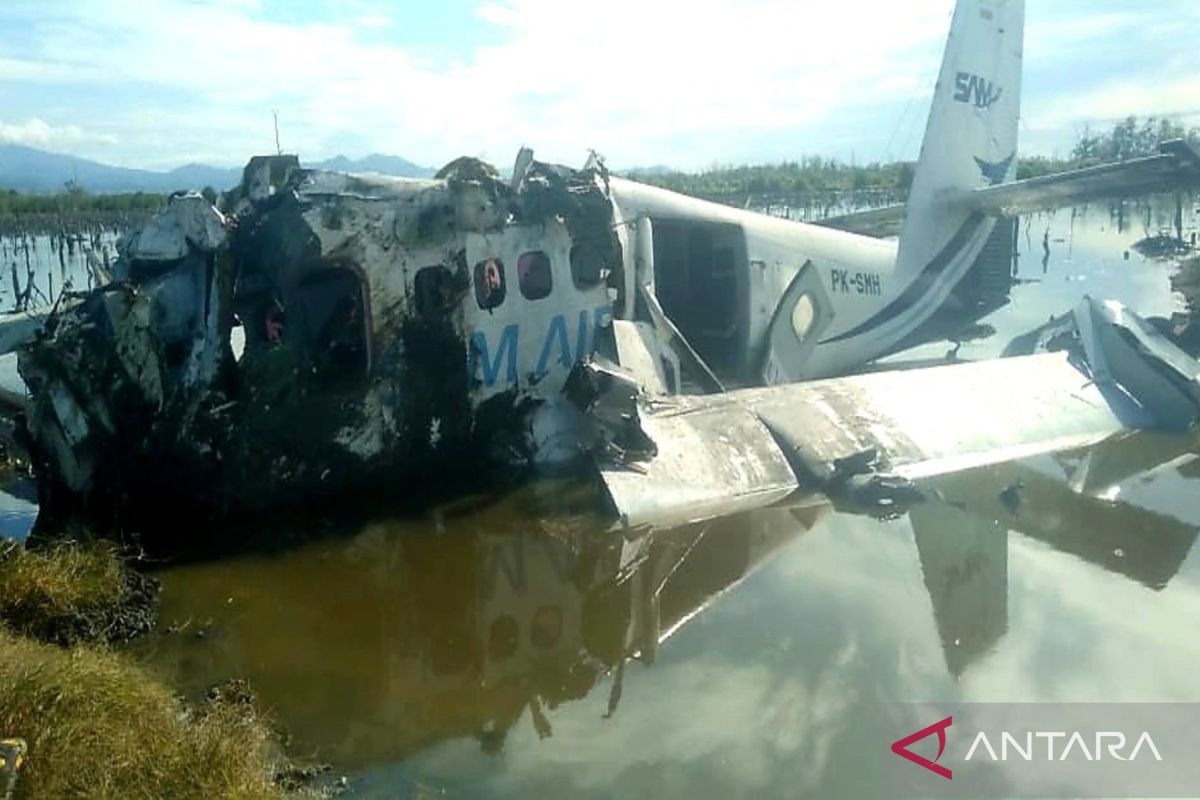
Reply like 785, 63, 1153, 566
0, 540, 123, 617
0, 541, 141, 645
0, 627, 284, 799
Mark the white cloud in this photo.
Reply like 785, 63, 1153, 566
0, 0, 955, 169
1026, 76, 1200, 132
0, 117, 117, 149
1, 0, 1196, 170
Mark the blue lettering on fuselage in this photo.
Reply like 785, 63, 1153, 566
469, 306, 611, 388
536, 313, 573, 376
469, 323, 519, 387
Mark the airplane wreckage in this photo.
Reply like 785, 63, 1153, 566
8, 0, 1200, 531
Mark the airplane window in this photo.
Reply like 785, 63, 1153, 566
517, 250, 553, 300
570, 242, 605, 288
292, 267, 370, 387
414, 265, 457, 318
474, 258, 506, 311
792, 293, 816, 342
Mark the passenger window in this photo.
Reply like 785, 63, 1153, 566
474, 258, 506, 310
414, 265, 456, 318
570, 242, 604, 288
293, 267, 370, 386
792, 293, 816, 343
517, 250, 552, 300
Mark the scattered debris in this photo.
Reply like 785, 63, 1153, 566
999, 480, 1024, 515
1131, 234, 1194, 260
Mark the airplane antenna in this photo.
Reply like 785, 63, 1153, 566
273, 109, 282, 156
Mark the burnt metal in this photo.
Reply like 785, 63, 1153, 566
16, 155, 623, 528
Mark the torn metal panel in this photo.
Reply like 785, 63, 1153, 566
1075, 297, 1200, 429
611, 320, 669, 395
117, 193, 228, 263
1005, 297, 1200, 430
598, 398, 797, 530
0, 310, 52, 358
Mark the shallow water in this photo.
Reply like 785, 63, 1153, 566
0, 230, 117, 310
117, 201, 1200, 796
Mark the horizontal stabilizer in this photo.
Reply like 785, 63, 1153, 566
963, 139, 1200, 217
817, 140, 1200, 237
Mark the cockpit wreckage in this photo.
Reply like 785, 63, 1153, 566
19, 155, 627, 522
11, 0, 1200, 531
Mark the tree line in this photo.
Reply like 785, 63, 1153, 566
0, 181, 167, 219
629, 116, 1200, 205
2, 116, 1196, 224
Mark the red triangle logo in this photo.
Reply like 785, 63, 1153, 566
891, 715, 953, 780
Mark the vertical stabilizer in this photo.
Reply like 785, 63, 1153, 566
896, 0, 1024, 307
825, 0, 1024, 360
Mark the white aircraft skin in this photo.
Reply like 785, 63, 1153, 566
463, 0, 1024, 459
351, 0, 1025, 462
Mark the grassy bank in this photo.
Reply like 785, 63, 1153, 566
0, 628, 284, 799
0, 540, 301, 798
0, 540, 156, 646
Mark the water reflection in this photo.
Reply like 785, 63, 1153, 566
915, 431, 1200, 681
139, 491, 826, 769
134, 428, 1200, 795
0, 231, 118, 310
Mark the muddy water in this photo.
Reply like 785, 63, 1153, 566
129, 203, 1200, 798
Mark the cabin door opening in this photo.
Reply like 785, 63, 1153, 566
650, 220, 746, 379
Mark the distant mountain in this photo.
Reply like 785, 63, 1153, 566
311, 154, 436, 179
0, 144, 436, 194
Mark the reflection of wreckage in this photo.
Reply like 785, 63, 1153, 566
915, 431, 1200, 677
151, 503, 818, 767
152, 428, 1200, 763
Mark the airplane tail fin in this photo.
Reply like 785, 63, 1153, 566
893, 0, 1024, 305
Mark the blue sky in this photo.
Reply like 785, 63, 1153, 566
0, 0, 1197, 172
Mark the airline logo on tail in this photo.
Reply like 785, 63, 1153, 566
974, 153, 1015, 185
953, 72, 1003, 109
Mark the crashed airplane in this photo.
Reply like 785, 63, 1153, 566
12, 0, 1200, 527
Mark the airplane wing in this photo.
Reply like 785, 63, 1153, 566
816, 140, 1200, 237
592, 299, 1200, 530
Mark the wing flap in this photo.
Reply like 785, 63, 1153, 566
815, 141, 1200, 235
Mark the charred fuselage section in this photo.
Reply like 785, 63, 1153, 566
18, 155, 622, 525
